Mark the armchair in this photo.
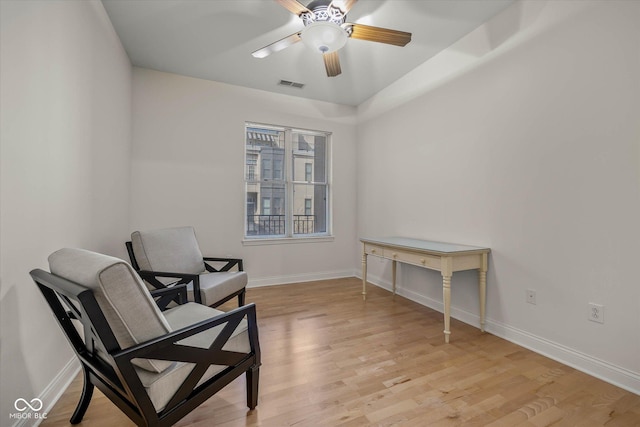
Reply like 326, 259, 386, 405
30, 248, 260, 427
127, 227, 247, 309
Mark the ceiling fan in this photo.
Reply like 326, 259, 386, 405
252, 0, 412, 77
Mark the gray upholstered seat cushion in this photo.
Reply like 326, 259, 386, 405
135, 302, 250, 410
188, 271, 248, 306
131, 227, 206, 274
48, 248, 173, 373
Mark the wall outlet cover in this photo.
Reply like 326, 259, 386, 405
588, 303, 604, 324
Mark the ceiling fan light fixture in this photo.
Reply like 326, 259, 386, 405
300, 21, 348, 54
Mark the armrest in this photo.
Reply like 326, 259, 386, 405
112, 303, 259, 364
203, 257, 244, 272
137, 270, 198, 282
149, 283, 188, 311
136, 270, 203, 304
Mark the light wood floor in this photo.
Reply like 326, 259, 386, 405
42, 277, 640, 426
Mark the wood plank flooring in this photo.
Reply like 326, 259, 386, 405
41, 277, 640, 426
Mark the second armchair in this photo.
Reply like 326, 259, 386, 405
127, 226, 247, 309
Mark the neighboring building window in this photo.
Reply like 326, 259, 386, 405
273, 197, 282, 215
274, 159, 283, 180
246, 193, 257, 234
261, 159, 271, 180
246, 154, 257, 181
245, 123, 331, 239
262, 198, 271, 215
305, 163, 312, 182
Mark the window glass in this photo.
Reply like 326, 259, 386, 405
245, 124, 330, 239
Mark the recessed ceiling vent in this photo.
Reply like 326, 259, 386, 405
279, 80, 305, 89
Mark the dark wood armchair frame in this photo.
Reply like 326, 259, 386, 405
125, 241, 246, 309
30, 268, 260, 427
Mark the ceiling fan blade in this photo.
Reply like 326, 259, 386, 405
252, 32, 302, 58
346, 23, 411, 47
275, 0, 311, 16
328, 0, 358, 14
323, 51, 342, 77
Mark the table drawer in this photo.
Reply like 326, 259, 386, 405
364, 243, 385, 257
383, 249, 440, 270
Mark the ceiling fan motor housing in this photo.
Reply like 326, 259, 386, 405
301, 0, 347, 26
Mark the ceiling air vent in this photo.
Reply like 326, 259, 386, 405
279, 80, 305, 89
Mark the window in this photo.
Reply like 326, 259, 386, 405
261, 198, 271, 215
245, 123, 330, 239
246, 154, 257, 181
274, 159, 283, 180
305, 163, 312, 182
273, 197, 282, 215
261, 159, 271, 180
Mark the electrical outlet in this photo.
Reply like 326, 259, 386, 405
588, 303, 604, 324
526, 289, 536, 305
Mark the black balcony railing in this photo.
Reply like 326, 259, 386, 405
247, 215, 315, 235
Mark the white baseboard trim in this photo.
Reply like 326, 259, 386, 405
362, 273, 640, 395
486, 319, 640, 395
247, 269, 354, 288
12, 357, 80, 427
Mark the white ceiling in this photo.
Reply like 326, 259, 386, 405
101, 0, 515, 106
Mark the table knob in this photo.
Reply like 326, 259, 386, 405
392, 253, 397, 258
371, 249, 376, 254
420, 258, 426, 264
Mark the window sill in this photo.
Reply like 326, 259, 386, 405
242, 236, 334, 246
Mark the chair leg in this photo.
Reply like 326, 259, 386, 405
246, 365, 259, 410
238, 289, 246, 306
70, 366, 94, 424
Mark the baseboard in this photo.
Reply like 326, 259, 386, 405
247, 269, 354, 288
363, 273, 640, 395
486, 320, 640, 395
12, 357, 80, 427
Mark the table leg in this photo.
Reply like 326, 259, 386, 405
392, 259, 397, 299
362, 252, 368, 301
479, 270, 487, 332
443, 274, 452, 344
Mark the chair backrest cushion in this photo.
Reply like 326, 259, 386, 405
130, 227, 205, 275
48, 248, 172, 373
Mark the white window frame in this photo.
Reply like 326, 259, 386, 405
243, 122, 333, 244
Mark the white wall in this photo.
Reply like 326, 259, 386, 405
0, 0, 132, 423
357, 0, 640, 392
130, 68, 358, 286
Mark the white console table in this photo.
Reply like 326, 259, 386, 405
360, 237, 490, 343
